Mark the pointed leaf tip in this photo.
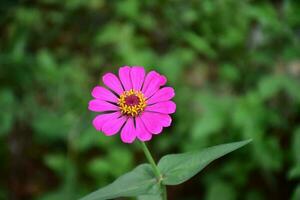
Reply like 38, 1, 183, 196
158, 139, 252, 185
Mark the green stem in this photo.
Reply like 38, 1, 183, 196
139, 142, 167, 200
140, 142, 161, 179
162, 184, 167, 200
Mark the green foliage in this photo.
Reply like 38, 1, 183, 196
205, 180, 236, 200
137, 194, 162, 200
0, 89, 15, 136
289, 127, 300, 179
81, 140, 250, 199
80, 164, 159, 200
1, 0, 300, 199
158, 140, 251, 185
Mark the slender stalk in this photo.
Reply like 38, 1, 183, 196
140, 142, 161, 179
139, 142, 167, 200
162, 184, 167, 200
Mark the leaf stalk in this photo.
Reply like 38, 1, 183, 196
140, 142, 167, 200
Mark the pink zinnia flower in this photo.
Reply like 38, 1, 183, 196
88, 66, 176, 143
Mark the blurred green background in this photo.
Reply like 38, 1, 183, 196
1, 0, 300, 199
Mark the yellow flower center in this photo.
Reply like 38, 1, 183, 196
118, 89, 147, 117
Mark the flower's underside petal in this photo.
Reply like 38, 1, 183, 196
88, 99, 119, 112
102, 73, 124, 95
102, 115, 126, 136
120, 117, 136, 143
140, 112, 163, 134
147, 87, 175, 105
142, 71, 166, 98
91, 86, 118, 103
92, 112, 121, 131
130, 66, 145, 91
135, 116, 152, 141
119, 66, 132, 91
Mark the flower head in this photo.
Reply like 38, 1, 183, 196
88, 66, 176, 143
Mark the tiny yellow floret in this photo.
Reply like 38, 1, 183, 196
118, 89, 147, 117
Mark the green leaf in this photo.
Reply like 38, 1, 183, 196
0, 89, 15, 136
80, 164, 160, 200
138, 194, 163, 200
158, 140, 252, 185
183, 32, 216, 58
292, 184, 300, 200
205, 180, 236, 200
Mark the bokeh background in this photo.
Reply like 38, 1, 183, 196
1, 0, 300, 199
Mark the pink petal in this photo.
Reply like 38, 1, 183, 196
145, 101, 176, 114
88, 99, 119, 112
142, 71, 158, 93
102, 73, 124, 95
140, 112, 163, 134
92, 112, 121, 131
156, 113, 172, 127
160, 75, 167, 85
135, 117, 152, 141
102, 116, 126, 136
120, 118, 136, 143
147, 87, 175, 104
119, 66, 132, 91
142, 71, 166, 98
144, 112, 172, 128
130, 66, 145, 90
91, 86, 118, 103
